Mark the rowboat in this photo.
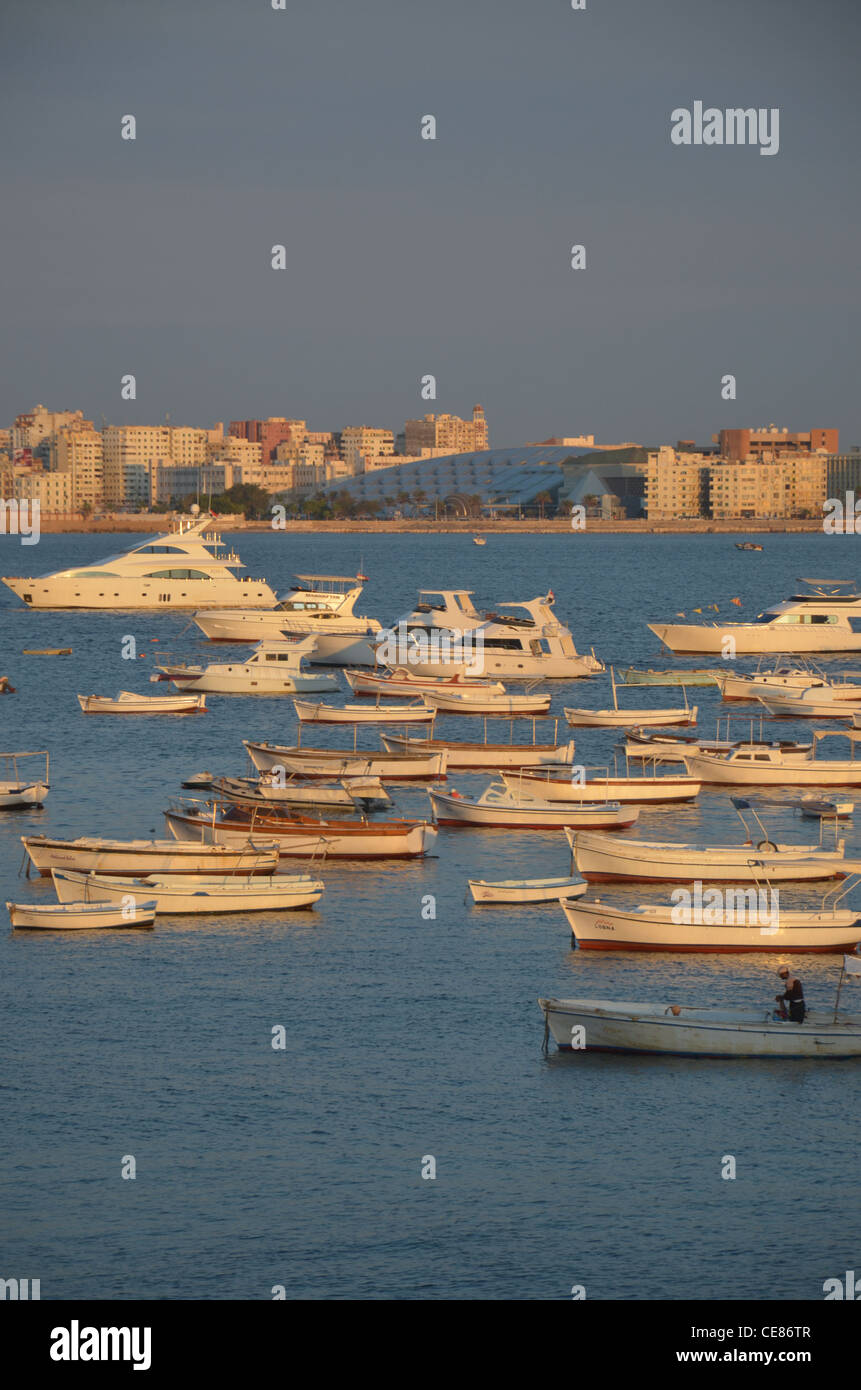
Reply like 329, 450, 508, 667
344, 667, 506, 697
243, 739, 448, 781
421, 689, 552, 715
683, 737, 861, 786
618, 668, 721, 687
52, 869, 325, 913
22, 835, 280, 877
380, 731, 576, 769
468, 875, 588, 905
292, 698, 434, 724
429, 784, 639, 830
538, 995, 861, 1057
7, 899, 156, 930
567, 829, 846, 883
500, 768, 700, 804
0, 751, 50, 809
210, 774, 390, 810
564, 668, 696, 728
78, 691, 206, 715
164, 804, 438, 858
562, 895, 861, 953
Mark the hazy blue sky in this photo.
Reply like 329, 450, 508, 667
1, 0, 859, 449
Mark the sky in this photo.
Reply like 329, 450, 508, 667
1, 0, 859, 450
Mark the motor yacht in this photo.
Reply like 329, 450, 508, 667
649, 579, 861, 655
1, 513, 277, 610
193, 574, 381, 664
159, 638, 338, 695
380, 590, 603, 680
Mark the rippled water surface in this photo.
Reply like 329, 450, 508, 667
1, 530, 859, 1299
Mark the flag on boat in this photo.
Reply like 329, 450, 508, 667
843, 955, 861, 976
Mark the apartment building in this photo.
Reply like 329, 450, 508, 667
717, 425, 838, 462
709, 456, 827, 519
403, 405, 488, 456
340, 427, 394, 473
644, 447, 711, 519
55, 425, 105, 508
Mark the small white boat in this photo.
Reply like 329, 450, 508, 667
243, 739, 448, 781
52, 869, 324, 913
8, 898, 156, 930
468, 875, 588, 905
473, 536, 487, 546
292, 698, 434, 724
22, 835, 280, 877
429, 783, 639, 830
797, 796, 854, 819
562, 894, 861, 953
381, 730, 577, 769
78, 691, 206, 715
757, 689, 857, 719
683, 734, 861, 786
624, 728, 813, 765
210, 774, 390, 810
0, 750, 50, 808
501, 768, 700, 804
538, 993, 861, 1058
718, 658, 861, 703
567, 816, 846, 883
564, 667, 696, 728
161, 637, 339, 695
344, 667, 506, 697
421, 689, 551, 715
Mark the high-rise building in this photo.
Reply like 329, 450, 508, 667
340, 427, 394, 473
709, 456, 827, 519
55, 425, 104, 509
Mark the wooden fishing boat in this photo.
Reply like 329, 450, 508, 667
567, 829, 846, 883
565, 667, 696, 727
562, 895, 861, 953
164, 804, 438, 858
52, 869, 324, 913
683, 736, 861, 786
468, 875, 588, 905
538, 995, 861, 1058
0, 751, 50, 809
78, 691, 207, 715
210, 774, 390, 810
243, 739, 448, 781
500, 768, 700, 804
618, 668, 721, 687
344, 667, 506, 697
429, 784, 638, 830
292, 698, 434, 724
8, 899, 156, 930
624, 729, 813, 765
421, 689, 551, 716
22, 835, 280, 877
380, 731, 576, 769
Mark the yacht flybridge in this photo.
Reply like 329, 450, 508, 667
1, 514, 277, 610
383, 590, 603, 680
649, 579, 861, 655
193, 574, 381, 664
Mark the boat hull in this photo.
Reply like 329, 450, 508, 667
539, 998, 861, 1057
2, 576, 277, 610
22, 836, 280, 877
8, 899, 156, 929
52, 870, 324, 912
683, 752, 861, 786
568, 830, 846, 882
562, 901, 861, 952
165, 810, 437, 859
380, 734, 576, 769
0, 782, 49, 808
649, 622, 861, 656
468, 876, 588, 904
564, 706, 697, 728
429, 790, 638, 830
501, 772, 700, 803
244, 740, 448, 780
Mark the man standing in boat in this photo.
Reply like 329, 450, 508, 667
775, 965, 806, 1023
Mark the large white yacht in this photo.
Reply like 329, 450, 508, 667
649, 579, 861, 655
1, 514, 277, 610
379, 589, 604, 679
193, 574, 381, 665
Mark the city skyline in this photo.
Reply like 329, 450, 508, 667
1, 0, 860, 447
